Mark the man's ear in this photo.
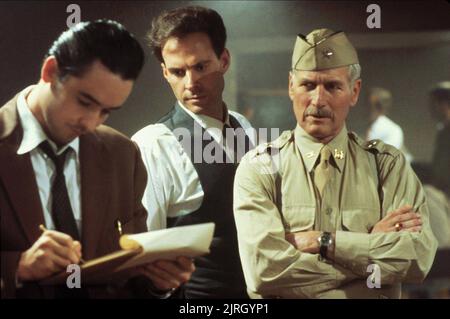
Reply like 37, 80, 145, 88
41, 56, 59, 83
288, 72, 295, 101
219, 48, 231, 73
161, 62, 169, 81
350, 79, 362, 107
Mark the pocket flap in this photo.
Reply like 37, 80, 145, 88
282, 205, 315, 232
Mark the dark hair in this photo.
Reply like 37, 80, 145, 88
46, 19, 145, 80
430, 82, 450, 104
147, 6, 227, 63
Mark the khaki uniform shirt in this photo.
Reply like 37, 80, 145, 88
233, 125, 438, 299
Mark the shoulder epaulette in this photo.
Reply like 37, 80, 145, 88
348, 131, 400, 156
255, 130, 293, 155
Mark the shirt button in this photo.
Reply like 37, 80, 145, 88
326, 207, 333, 215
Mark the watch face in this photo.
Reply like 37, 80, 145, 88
320, 232, 332, 245
318, 232, 332, 259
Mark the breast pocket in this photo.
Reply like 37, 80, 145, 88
341, 208, 380, 233
281, 205, 316, 233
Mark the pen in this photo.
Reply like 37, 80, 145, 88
116, 219, 123, 236
39, 224, 86, 264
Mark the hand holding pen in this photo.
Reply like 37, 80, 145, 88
16, 224, 85, 282
39, 225, 86, 264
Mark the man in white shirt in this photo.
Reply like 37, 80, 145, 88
366, 87, 413, 162
132, 6, 255, 298
0, 20, 194, 299
366, 87, 404, 148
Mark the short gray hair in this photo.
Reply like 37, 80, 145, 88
348, 63, 361, 88
290, 63, 361, 88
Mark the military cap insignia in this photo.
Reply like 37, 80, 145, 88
291, 28, 359, 71
322, 48, 334, 59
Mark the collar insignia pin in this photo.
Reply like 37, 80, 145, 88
334, 149, 344, 159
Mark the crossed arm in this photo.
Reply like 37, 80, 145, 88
285, 205, 423, 260
233, 152, 438, 298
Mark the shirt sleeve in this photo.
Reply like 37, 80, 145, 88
334, 150, 438, 285
132, 124, 203, 231
233, 151, 358, 298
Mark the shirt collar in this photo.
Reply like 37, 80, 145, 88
294, 124, 348, 173
378, 114, 387, 121
372, 114, 387, 126
16, 86, 79, 156
177, 100, 231, 143
326, 126, 348, 172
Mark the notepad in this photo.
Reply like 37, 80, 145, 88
41, 222, 215, 285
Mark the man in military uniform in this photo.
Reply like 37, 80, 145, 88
233, 28, 437, 298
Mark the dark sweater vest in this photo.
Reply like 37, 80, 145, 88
159, 104, 252, 299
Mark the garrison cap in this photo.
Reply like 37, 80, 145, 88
292, 28, 359, 71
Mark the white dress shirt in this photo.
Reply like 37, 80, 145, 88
367, 115, 404, 149
132, 102, 255, 230
16, 87, 82, 233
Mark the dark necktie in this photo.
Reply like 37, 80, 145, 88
39, 141, 80, 241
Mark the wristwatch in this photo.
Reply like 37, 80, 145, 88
317, 232, 333, 260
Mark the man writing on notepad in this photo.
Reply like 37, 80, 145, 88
0, 20, 194, 299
